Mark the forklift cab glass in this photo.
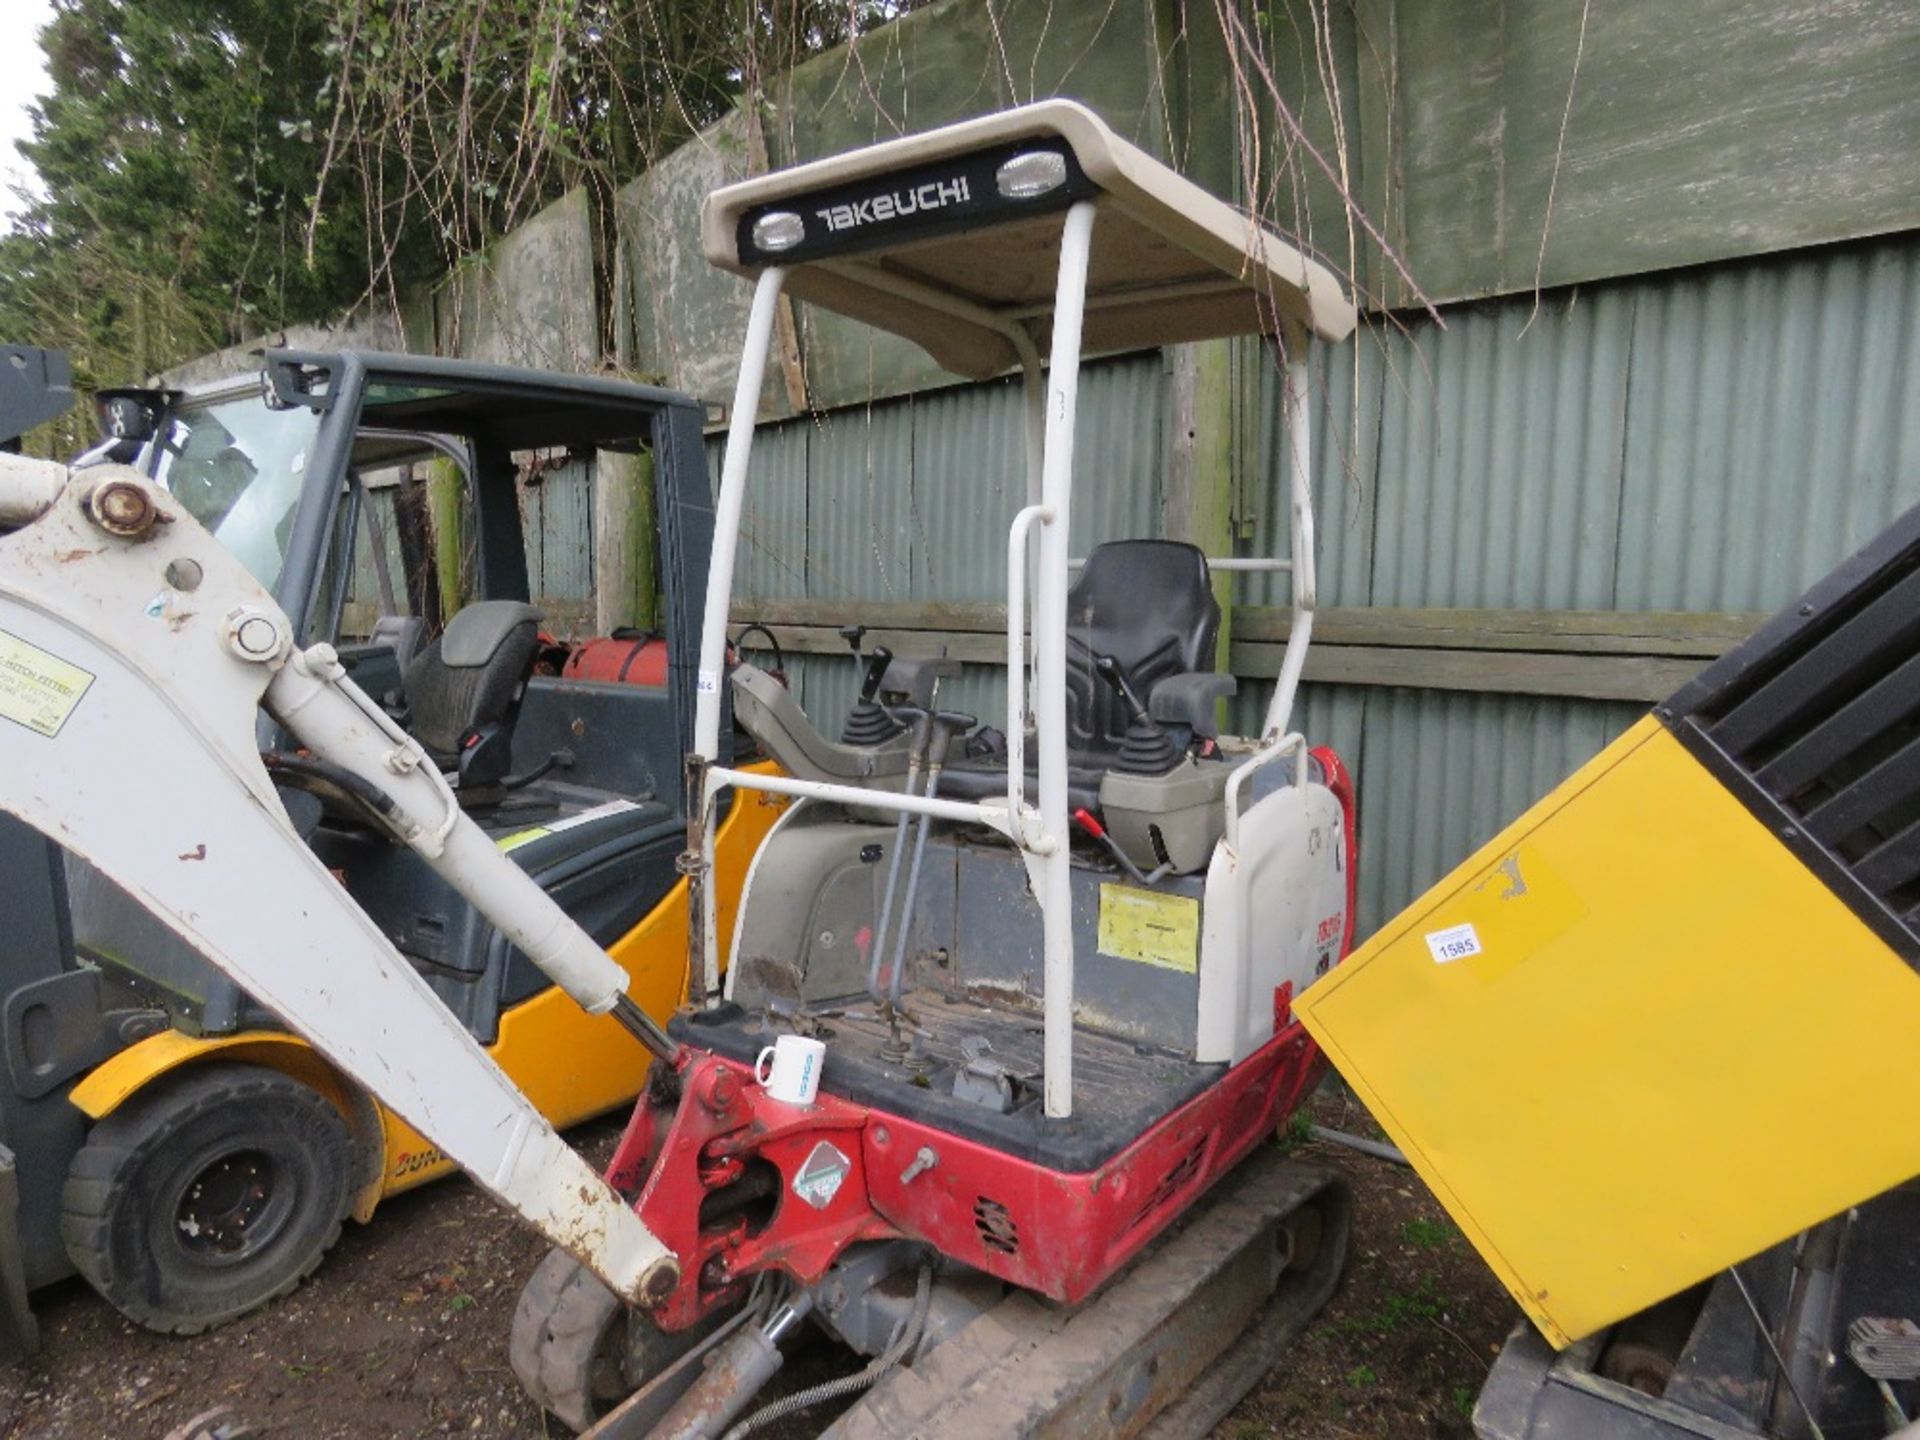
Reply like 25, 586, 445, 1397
150, 394, 322, 591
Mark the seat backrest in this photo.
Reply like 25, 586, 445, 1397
404, 601, 543, 759
369, 613, 426, 672
1064, 541, 1218, 761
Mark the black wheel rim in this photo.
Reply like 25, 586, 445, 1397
169, 1147, 296, 1266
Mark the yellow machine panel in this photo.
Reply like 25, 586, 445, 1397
1296, 715, 1920, 1347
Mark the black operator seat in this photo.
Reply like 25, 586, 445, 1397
1064, 540, 1220, 764
730, 543, 1228, 810
939, 539, 1227, 808
403, 600, 544, 786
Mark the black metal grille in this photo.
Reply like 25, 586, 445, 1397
1661, 501, 1920, 971
1126, 1137, 1206, 1237
973, 1196, 1019, 1255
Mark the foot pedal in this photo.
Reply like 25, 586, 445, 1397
1849, 1316, 1920, 1380
952, 1037, 1020, 1113
1848, 1316, 1920, 1430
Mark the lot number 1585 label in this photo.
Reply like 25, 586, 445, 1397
1424, 922, 1482, 964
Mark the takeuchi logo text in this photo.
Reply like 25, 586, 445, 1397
814, 176, 971, 233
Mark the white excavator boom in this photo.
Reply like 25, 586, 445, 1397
0, 459, 679, 1306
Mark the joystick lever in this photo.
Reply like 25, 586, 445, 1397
858, 644, 894, 703
1095, 654, 1159, 733
1094, 653, 1180, 775
839, 629, 904, 748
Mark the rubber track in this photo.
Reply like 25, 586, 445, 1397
821, 1154, 1348, 1440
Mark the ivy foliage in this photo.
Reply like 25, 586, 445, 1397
0, 0, 928, 444
0, 0, 385, 410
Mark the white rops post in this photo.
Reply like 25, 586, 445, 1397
690, 101, 1355, 1119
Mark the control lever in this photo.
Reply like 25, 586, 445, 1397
1094, 653, 1158, 732
1094, 653, 1179, 774
884, 710, 974, 1008
1073, 807, 1172, 887
926, 709, 975, 765
859, 644, 894, 702
840, 634, 903, 747
867, 704, 932, 1001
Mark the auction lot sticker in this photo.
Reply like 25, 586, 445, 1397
1098, 883, 1200, 973
0, 630, 95, 737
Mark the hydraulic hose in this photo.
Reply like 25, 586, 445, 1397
720, 1265, 935, 1440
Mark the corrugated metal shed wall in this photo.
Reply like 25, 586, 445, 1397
720, 233, 1920, 938
339, 482, 410, 640
341, 459, 599, 637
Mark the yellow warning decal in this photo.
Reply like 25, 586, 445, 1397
1097, 884, 1200, 973
495, 799, 642, 854
0, 630, 95, 738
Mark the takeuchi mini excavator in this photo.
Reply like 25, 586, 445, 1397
502, 100, 1363, 1436
0, 101, 1360, 1437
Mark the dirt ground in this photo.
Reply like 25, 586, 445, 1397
0, 1086, 1514, 1439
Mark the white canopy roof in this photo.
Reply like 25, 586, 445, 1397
702, 101, 1357, 379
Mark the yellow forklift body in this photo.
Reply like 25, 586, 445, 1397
1295, 715, 1920, 1348
71, 767, 789, 1205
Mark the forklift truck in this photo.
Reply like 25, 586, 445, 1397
0, 353, 784, 1338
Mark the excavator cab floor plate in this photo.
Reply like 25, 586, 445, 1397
673, 997, 1225, 1171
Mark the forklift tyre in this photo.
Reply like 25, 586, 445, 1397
60, 1063, 353, 1335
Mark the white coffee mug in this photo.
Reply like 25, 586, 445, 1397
755, 1034, 825, 1106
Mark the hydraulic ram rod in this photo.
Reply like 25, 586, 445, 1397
0, 460, 679, 1305
263, 645, 680, 1064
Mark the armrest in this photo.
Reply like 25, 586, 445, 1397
731, 663, 912, 786
878, 655, 964, 707
1147, 673, 1238, 739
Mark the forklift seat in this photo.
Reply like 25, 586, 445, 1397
369, 612, 426, 673
403, 601, 544, 773
1064, 540, 1220, 764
